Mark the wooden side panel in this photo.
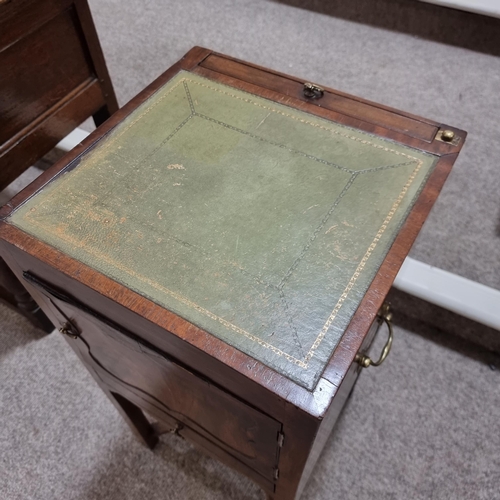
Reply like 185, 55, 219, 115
0, 0, 73, 49
0, 7, 94, 146
0, 79, 105, 189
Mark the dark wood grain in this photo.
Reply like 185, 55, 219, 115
74, 0, 119, 117
0, 78, 105, 189
0, 8, 91, 145
0, 47, 466, 500
0, 0, 73, 49
0, 0, 119, 190
0, 0, 119, 331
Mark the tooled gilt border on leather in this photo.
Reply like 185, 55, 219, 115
21, 73, 426, 370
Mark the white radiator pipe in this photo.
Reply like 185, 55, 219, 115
419, 0, 500, 18
56, 127, 91, 152
394, 257, 500, 331
57, 128, 500, 332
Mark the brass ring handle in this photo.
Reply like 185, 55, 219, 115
356, 304, 393, 368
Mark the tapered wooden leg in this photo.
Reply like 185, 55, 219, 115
106, 390, 159, 449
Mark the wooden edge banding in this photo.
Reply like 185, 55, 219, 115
198, 51, 467, 150
200, 56, 438, 142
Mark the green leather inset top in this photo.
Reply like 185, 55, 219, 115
9, 71, 437, 390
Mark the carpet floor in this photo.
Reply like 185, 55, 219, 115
1, 305, 499, 499
1, 1, 499, 499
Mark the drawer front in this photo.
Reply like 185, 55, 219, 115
25, 273, 282, 483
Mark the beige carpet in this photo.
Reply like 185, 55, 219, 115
1, 0, 500, 499
1, 302, 499, 500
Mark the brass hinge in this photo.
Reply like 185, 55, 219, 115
303, 82, 324, 99
273, 468, 280, 481
277, 432, 285, 448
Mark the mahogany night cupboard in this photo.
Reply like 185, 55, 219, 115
0, 48, 466, 499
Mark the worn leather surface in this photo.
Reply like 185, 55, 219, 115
9, 71, 437, 390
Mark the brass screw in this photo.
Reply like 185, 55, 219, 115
441, 130, 455, 142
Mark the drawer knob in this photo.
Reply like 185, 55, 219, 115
356, 303, 393, 368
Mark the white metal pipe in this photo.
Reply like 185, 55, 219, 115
394, 257, 500, 331
56, 127, 91, 152
419, 0, 500, 19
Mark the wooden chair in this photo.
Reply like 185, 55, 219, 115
0, 0, 118, 331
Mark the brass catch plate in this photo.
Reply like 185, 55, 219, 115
435, 129, 461, 146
